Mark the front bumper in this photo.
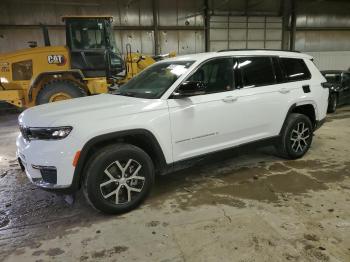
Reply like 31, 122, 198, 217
17, 156, 61, 189
16, 133, 80, 192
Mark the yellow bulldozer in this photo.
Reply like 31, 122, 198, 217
0, 16, 174, 108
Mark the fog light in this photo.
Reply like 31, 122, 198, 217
32, 165, 57, 184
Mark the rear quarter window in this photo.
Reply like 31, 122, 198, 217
280, 58, 311, 82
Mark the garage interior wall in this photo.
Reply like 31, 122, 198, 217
0, 0, 204, 55
295, 0, 350, 70
209, 16, 282, 51
0, 0, 350, 70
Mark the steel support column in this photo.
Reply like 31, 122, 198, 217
289, 0, 296, 51
152, 0, 160, 55
204, 0, 210, 52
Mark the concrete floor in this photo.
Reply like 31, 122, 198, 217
0, 106, 350, 262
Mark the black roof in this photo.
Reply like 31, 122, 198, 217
217, 49, 301, 53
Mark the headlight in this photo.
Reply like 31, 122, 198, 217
20, 126, 72, 141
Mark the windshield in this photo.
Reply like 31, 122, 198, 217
116, 60, 194, 99
70, 19, 106, 50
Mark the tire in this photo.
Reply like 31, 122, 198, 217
36, 79, 87, 105
83, 144, 155, 214
277, 113, 313, 160
327, 93, 337, 113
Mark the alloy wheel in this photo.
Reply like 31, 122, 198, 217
99, 159, 145, 204
290, 122, 311, 153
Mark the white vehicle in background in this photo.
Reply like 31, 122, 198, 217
16, 50, 328, 214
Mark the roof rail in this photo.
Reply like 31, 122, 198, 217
217, 49, 301, 53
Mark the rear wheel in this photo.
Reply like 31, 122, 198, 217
327, 93, 337, 113
36, 80, 87, 105
277, 113, 313, 159
83, 144, 154, 214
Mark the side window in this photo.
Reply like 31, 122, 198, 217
188, 58, 234, 93
272, 57, 284, 83
238, 57, 276, 88
280, 58, 311, 82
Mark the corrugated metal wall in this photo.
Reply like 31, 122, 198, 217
295, 0, 350, 70
209, 15, 282, 51
0, 0, 204, 55
306, 51, 350, 71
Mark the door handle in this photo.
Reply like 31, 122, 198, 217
222, 96, 238, 103
279, 88, 290, 94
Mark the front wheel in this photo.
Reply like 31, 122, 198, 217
83, 144, 154, 214
277, 113, 313, 159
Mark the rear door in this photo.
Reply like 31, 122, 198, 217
231, 56, 293, 138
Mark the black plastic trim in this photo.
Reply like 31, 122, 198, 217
279, 103, 297, 135
315, 117, 326, 131
163, 135, 280, 175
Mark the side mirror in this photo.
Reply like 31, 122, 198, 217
106, 51, 125, 81
174, 81, 206, 98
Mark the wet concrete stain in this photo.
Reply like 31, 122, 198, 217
150, 158, 348, 211
326, 107, 350, 122
304, 233, 320, 242
32, 250, 45, 256
309, 166, 350, 183
267, 162, 291, 173
211, 171, 328, 202
47, 247, 65, 257
0, 211, 9, 228
146, 221, 160, 227
91, 246, 128, 258
31, 247, 65, 257
0, 164, 118, 260
306, 248, 330, 262
284, 159, 327, 170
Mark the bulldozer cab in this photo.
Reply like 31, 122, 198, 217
63, 16, 124, 80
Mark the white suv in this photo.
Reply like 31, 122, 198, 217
17, 50, 328, 214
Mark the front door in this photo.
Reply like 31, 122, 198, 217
167, 57, 241, 162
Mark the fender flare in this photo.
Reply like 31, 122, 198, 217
70, 129, 168, 192
279, 102, 318, 135
28, 69, 85, 102
294, 100, 319, 120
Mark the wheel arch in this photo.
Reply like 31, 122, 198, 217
28, 70, 86, 102
71, 129, 168, 191
280, 102, 318, 135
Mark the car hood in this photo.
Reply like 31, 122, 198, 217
19, 94, 168, 127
